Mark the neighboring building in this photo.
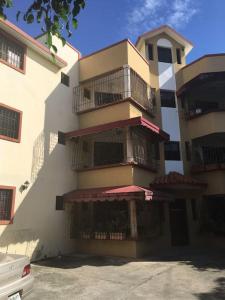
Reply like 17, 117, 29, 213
0, 20, 225, 260
0, 19, 80, 260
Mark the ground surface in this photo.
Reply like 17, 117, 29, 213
27, 250, 225, 300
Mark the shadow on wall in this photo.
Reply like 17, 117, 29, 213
0, 51, 79, 261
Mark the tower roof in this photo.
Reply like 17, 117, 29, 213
136, 25, 193, 55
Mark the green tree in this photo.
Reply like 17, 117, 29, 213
0, 0, 86, 52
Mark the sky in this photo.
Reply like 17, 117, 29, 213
4, 0, 225, 63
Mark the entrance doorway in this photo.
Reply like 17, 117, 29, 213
169, 199, 189, 246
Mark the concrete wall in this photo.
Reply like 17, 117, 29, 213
176, 54, 225, 90
77, 165, 158, 189
79, 101, 153, 129
0, 33, 79, 260
79, 40, 150, 84
187, 112, 225, 139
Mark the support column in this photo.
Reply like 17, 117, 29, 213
123, 65, 131, 99
129, 200, 138, 239
125, 127, 133, 163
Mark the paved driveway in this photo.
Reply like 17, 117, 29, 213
27, 250, 225, 300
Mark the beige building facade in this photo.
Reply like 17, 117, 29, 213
1, 20, 225, 260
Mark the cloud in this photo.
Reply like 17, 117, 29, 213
126, 0, 199, 38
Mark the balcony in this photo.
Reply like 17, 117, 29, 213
191, 134, 225, 173
176, 54, 225, 91
71, 126, 159, 171
73, 66, 155, 115
180, 72, 225, 119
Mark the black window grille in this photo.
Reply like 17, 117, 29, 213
61, 72, 70, 87
0, 31, 25, 70
58, 131, 66, 145
0, 189, 13, 221
0, 105, 20, 140
157, 46, 172, 63
56, 196, 64, 210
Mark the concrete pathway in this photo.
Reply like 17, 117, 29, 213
27, 251, 225, 299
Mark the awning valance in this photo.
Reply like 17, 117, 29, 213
63, 185, 172, 203
66, 117, 169, 141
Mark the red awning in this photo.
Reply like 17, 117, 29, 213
63, 185, 172, 203
66, 117, 169, 141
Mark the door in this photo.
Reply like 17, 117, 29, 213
169, 199, 189, 246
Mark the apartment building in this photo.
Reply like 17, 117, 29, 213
0, 19, 224, 260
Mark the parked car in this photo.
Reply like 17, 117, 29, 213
0, 253, 34, 299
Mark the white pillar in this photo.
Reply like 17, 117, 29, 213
123, 65, 131, 99
130, 200, 138, 239
125, 127, 133, 163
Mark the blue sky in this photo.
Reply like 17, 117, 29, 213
5, 0, 225, 63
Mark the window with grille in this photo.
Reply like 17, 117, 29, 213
0, 31, 25, 71
0, 188, 13, 222
0, 105, 21, 141
61, 72, 70, 87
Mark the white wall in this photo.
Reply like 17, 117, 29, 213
0, 33, 79, 260
157, 38, 184, 174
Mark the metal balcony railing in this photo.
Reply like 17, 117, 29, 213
185, 100, 225, 119
192, 146, 225, 166
71, 127, 158, 171
73, 66, 155, 114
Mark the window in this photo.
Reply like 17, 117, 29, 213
157, 46, 172, 63
164, 141, 181, 160
94, 142, 124, 166
0, 31, 25, 71
0, 104, 22, 142
147, 43, 153, 60
58, 131, 66, 145
61, 72, 70, 87
176, 48, 182, 64
56, 196, 64, 211
160, 90, 176, 108
0, 187, 15, 224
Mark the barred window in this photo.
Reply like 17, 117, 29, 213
0, 31, 25, 71
0, 105, 21, 141
0, 188, 13, 221
61, 72, 70, 87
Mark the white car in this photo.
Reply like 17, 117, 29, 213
0, 253, 34, 300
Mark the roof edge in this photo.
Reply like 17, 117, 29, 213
79, 38, 149, 66
0, 19, 67, 68
135, 25, 193, 51
35, 31, 81, 58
